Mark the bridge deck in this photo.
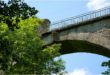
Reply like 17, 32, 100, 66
50, 6, 110, 32
42, 6, 110, 58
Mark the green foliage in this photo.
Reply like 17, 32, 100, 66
0, 0, 66, 74
0, 0, 38, 30
102, 60, 110, 75
0, 17, 65, 74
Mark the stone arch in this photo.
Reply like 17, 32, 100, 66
54, 40, 110, 58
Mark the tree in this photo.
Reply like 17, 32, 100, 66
0, 0, 38, 30
102, 60, 110, 75
0, 0, 66, 74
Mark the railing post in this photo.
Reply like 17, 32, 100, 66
49, 6, 110, 32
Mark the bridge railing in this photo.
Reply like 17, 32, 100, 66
50, 6, 110, 31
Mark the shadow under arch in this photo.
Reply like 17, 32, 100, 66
54, 40, 110, 58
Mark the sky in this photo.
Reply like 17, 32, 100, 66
24, 0, 110, 75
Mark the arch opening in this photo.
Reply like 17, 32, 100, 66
54, 40, 110, 58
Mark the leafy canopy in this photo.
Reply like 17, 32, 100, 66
0, 0, 38, 30
0, 0, 66, 74
102, 60, 110, 75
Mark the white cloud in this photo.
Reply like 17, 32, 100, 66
67, 68, 93, 75
87, 0, 110, 10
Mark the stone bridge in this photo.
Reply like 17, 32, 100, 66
40, 6, 110, 58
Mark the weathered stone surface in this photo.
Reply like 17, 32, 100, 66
60, 28, 110, 50
37, 19, 51, 36
42, 17, 110, 58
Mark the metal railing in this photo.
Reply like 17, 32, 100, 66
50, 6, 110, 31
